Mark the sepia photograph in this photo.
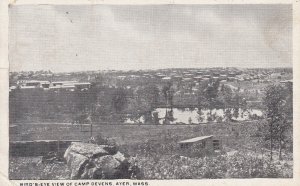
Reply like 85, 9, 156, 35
7, 3, 293, 180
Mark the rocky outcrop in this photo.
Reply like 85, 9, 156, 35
64, 142, 131, 179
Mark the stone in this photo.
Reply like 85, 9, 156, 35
85, 155, 123, 179
66, 151, 89, 179
64, 142, 110, 158
113, 151, 127, 163
64, 142, 132, 179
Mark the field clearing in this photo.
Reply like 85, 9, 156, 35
10, 121, 271, 155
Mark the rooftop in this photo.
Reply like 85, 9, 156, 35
52, 81, 77, 84
280, 80, 293, 83
178, 135, 213, 144
74, 82, 91, 85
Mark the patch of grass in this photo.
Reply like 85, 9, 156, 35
9, 157, 69, 180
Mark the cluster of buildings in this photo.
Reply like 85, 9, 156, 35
10, 80, 91, 92
117, 69, 241, 82
159, 70, 239, 83
152, 69, 280, 83
113, 68, 279, 85
9, 68, 292, 93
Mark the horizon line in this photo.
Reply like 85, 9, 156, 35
9, 66, 293, 73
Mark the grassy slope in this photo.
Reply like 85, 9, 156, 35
9, 122, 293, 179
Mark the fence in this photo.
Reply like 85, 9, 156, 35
9, 140, 81, 157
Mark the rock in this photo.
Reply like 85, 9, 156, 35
113, 151, 127, 163
65, 150, 89, 179
64, 142, 110, 158
85, 155, 124, 179
64, 142, 132, 179
102, 145, 118, 155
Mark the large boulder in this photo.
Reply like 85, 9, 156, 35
64, 142, 130, 179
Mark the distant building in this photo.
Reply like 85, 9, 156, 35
51, 81, 77, 87
15, 80, 92, 91
173, 75, 182, 80
228, 72, 236, 77
203, 74, 211, 78
193, 76, 202, 81
162, 76, 172, 81
213, 72, 220, 77
49, 85, 75, 91
219, 74, 227, 80
50, 81, 91, 91
178, 135, 221, 156
212, 77, 219, 81
280, 80, 293, 85
74, 82, 91, 90
18, 80, 50, 89
196, 71, 203, 75
184, 73, 194, 78
227, 77, 236, 82
202, 77, 210, 82
182, 78, 192, 82
117, 76, 126, 80
9, 86, 17, 92
155, 73, 166, 78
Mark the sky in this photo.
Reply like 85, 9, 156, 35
9, 4, 292, 72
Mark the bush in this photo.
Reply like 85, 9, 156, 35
134, 152, 291, 179
89, 134, 117, 147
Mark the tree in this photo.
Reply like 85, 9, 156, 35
161, 82, 174, 107
204, 80, 220, 113
197, 94, 208, 110
112, 88, 128, 113
197, 88, 209, 123
91, 74, 104, 87
225, 108, 233, 121
264, 84, 292, 160
232, 93, 241, 119
137, 84, 160, 108
197, 80, 225, 122
153, 111, 160, 125
217, 85, 233, 110
125, 84, 160, 124
197, 109, 204, 123
162, 84, 170, 102
163, 109, 175, 125
188, 117, 192, 124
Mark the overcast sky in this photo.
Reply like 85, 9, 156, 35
9, 4, 292, 72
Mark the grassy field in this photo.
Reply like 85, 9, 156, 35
10, 121, 293, 158
11, 122, 259, 147
9, 122, 293, 179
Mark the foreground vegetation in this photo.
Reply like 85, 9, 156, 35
9, 152, 293, 180
9, 121, 293, 179
135, 153, 292, 179
9, 157, 69, 180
